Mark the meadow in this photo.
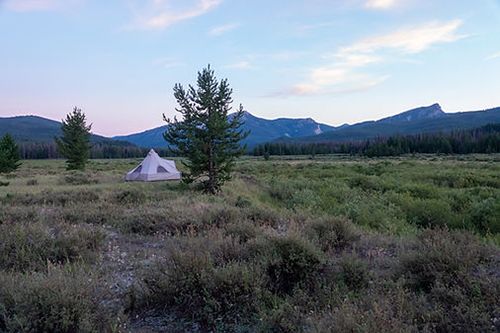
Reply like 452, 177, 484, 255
0, 155, 499, 332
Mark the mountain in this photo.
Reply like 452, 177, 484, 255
378, 103, 445, 124
113, 125, 169, 149
280, 104, 500, 144
0, 115, 132, 146
4, 103, 499, 152
113, 111, 338, 148
0, 116, 62, 143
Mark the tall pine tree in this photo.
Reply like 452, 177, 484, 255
0, 134, 21, 173
56, 107, 92, 170
164, 66, 249, 194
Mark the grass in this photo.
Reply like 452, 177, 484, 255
0, 154, 498, 332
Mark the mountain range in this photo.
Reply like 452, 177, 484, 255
113, 111, 343, 148
282, 104, 500, 144
1, 103, 499, 149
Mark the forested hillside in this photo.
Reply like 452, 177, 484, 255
254, 124, 500, 157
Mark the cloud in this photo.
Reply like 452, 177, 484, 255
338, 20, 465, 56
486, 51, 500, 60
224, 61, 253, 70
365, 0, 399, 10
276, 20, 465, 97
2, 0, 73, 11
132, 0, 222, 30
208, 23, 239, 36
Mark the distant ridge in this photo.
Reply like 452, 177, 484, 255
0, 115, 133, 146
2, 104, 499, 150
114, 111, 339, 148
279, 104, 500, 144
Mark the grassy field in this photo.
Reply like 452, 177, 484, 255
0, 155, 499, 332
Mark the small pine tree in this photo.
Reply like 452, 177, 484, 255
0, 133, 21, 173
164, 66, 249, 194
55, 107, 92, 170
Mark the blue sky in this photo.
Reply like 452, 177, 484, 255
1, 0, 499, 136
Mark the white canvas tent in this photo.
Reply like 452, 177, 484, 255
126, 149, 181, 182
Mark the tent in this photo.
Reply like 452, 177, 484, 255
125, 149, 181, 182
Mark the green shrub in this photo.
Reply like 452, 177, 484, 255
0, 268, 113, 332
307, 217, 358, 251
427, 281, 499, 333
26, 178, 38, 186
0, 206, 38, 224
310, 284, 424, 333
0, 180, 9, 186
259, 302, 305, 333
290, 188, 321, 210
134, 251, 263, 331
468, 198, 500, 234
1, 190, 100, 206
268, 181, 295, 203
0, 223, 103, 272
244, 205, 282, 227
267, 236, 323, 294
113, 189, 147, 204
202, 206, 241, 227
62, 171, 99, 185
235, 195, 252, 208
398, 229, 491, 292
404, 183, 439, 199
117, 211, 166, 235
405, 199, 457, 228
225, 222, 258, 243
345, 197, 407, 232
339, 256, 369, 291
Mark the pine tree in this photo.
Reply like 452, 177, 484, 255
55, 107, 92, 170
0, 133, 21, 173
164, 66, 249, 194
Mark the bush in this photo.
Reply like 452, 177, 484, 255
398, 229, 491, 292
259, 302, 305, 333
0, 268, 114, 332
468, 198, 500, 234
403, 183, 439, 199
267, 236, 323, 294
348, 175, 389, 192
339, 256, 369, 291
0, 223, 103, 272
310, 284, 424, 333
235, 195, 252, 208
268, 181, 295, 202
1, 190, 100, 206
405, 199, 457, 228
225, 222, 258, 243
134, 251, 263, 331
62, 171, 99, 185
0, 180, 9, 186
307, 217, 358, 252
26, 178, 38, 186
201, 206, 241, 227
113, 189, 147, 204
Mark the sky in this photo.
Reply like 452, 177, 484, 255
0, 0, 499, 136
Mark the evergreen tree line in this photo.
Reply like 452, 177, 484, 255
253, 123, 500, 157
17, 142, 172, 160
